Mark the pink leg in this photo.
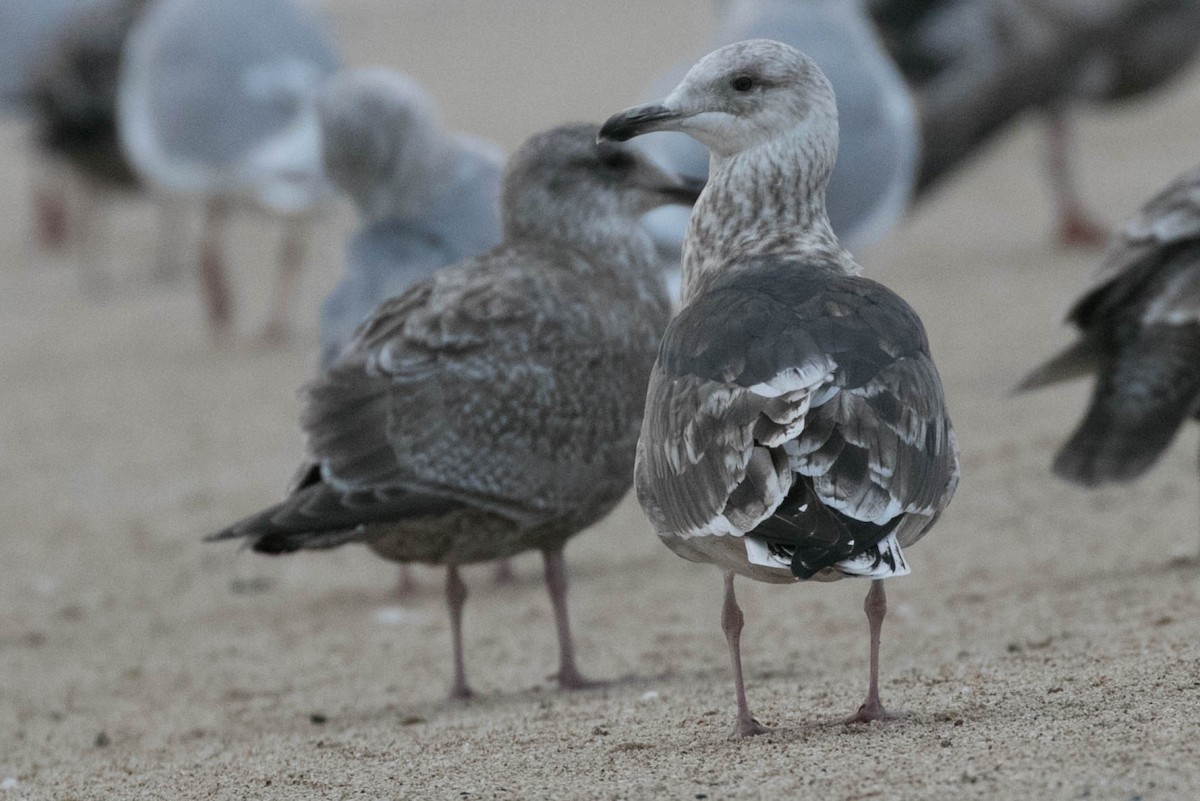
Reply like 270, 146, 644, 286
1045, 109, 1108, 249
846, 579, 894, 724
722, 571, 770, 737
445, 565, 473, 700
396, 564, 418, 598
260, 215, 310, 343
33, 184, 69, 252
199, 197, 234, 337
493, 558, 515, 585
542, 546, 599, 690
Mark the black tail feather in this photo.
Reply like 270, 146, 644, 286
1053, 328, 1200, 486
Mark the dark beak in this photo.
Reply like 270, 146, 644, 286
598, 103, 681, 142
660, 173, 706, 206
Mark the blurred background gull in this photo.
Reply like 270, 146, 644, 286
315, 67, 503, 368
118, 0, 340, 342
870, 0, 1200, 246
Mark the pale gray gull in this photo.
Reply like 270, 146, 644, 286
316, 67, 503, 368
637, 0, 919, 291
600, 39, 959, 736
118, 0, 340, 340
208, 124, 701, 699
1018, 164, 1200, 498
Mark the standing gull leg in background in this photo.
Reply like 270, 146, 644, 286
601, 39, 959, 735
198, 197, 234, 338
1044, 107, 1108, 248
208, 124, 698, 699
260, 213, 312, 344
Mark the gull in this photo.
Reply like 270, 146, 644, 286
1018, 164, 1200, 500
21, 0, 190, 285
208, 124, 699, 699
870, 0, 1200, 248
600, 39, 959, 736
118, 0, 339, 340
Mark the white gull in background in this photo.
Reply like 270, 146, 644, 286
636, 0, 919, 297
316, 68, 503, 368
118, 0, 339, 340
1019, 164, 1200, 509
601, 39, 958, 736
209, 124, 700, 699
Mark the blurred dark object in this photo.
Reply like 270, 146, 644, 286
870, 0, 1200, 246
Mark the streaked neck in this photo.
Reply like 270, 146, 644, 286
680, 134, 854, 305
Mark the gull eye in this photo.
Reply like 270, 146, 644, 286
731, 75, 754, 92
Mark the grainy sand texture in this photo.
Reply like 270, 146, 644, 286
3, 2, 1200, 799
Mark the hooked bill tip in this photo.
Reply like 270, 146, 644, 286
598, 104, 677, 143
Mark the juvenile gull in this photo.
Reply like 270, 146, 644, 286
118, 0, 339, 340
600, 39, 959, 736
1018, 165, 1200, 495
637, 0, 919, 289
316, 68, 503, 368
208, 124, 699, 699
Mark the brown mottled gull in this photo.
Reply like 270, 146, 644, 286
1019, 164, 1200, 491
600, 39, 959, 737
208, 124, 700, 699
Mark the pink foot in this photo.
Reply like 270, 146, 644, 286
554, 665, 605, 691
730, 715, 772, 739
844, 696, 902, 725
1058, 212, 1109, 249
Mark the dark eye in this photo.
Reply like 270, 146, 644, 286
731, 75, 754, 92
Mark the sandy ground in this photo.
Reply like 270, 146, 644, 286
3, 2, 1200, 799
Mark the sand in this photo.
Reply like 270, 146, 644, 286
3, 2, 1200, 799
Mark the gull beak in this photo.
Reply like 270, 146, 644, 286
598, 103, 687, 142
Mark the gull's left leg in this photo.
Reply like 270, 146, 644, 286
542, 546, 600, 690
846, 579, 898, 724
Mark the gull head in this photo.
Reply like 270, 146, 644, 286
501, 123, 705, 239
599, 39, 838, 163
316, 68, 448, 219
